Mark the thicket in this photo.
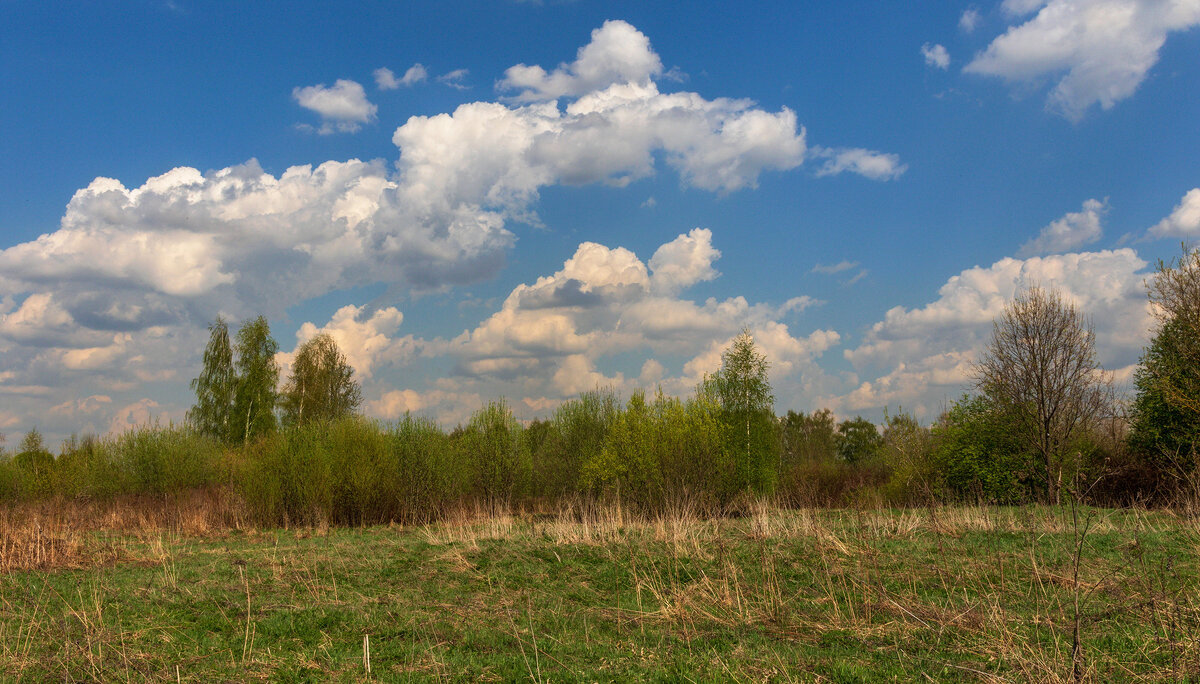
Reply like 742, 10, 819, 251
3, 249, 1199, 520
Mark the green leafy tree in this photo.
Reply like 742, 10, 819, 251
836, 416, 883, 464
14, 428, 54, 497
232, 316, 280, 444
460, 400, 530, 501
1144, 245, 1200, 422
280, 333, 362, 427
932, 395, 1032, 503
879, 410, 934, 502
705, 330, 778, 494
188, 317, 236, 442
780, 409, 839, 463
1128, 317, 1200, 476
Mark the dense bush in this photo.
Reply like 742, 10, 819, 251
0, 425, 221, 502
931, 395, 1034, 504
457, 399, 531, 503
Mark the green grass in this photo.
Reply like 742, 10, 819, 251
2, 503, 1199, 682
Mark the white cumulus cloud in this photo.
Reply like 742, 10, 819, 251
283, 304, 416, 380
965, 0, 1200, 120
813, 147, 908, 181
833, 248, 1153, 418
499, 20, 663, 101
960, 8, 983, 32
293, 79, 378, 133
375, 63, 428, 90
448, 229, 837, 411
1148, 187, 1200, 238
1018, 198, 1108, 256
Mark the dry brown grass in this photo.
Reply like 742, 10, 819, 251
0, 488, 249, 573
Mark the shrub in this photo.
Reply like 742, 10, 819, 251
459, 400, 531, 502
931, 395, 1034, 504
535, 390, 621, 498
878, 411, 935, 505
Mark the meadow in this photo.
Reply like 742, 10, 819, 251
2, 494, 1198, 682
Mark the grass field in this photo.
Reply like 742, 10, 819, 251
2, 498, 1198, 682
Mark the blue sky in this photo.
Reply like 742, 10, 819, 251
1, 1, 1198, 444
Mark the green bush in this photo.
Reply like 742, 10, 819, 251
534, 390, 620, 498
458, 400, 531, 502
387, 414, 460, 520
931, 395, 1033, 504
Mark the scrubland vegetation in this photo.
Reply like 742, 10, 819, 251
0, 248, 1197, 680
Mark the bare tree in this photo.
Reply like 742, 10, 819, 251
974, 286, 1110, 504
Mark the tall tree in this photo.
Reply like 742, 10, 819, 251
188, 317, 236, 442
1145, 245, 1200, 419
974, 286, 1109, 504
1129, 312, 1200, 476
706, 329, 778, 493
280, 333, 362, 426
232, 316, 280, 444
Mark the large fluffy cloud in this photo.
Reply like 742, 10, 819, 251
498, 20, 664, 101
833, 249, 1153, 417
0, 20, 900, 441
443, 228, 839, 412
965, 0, 1200, 120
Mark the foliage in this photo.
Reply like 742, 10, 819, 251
1146, 245, 1200, 420
534, 389, 621, 498
232, 316, 280, 444
579, 390, 731, 511
188, 317, 237, 443
931, 395, 1032, 504
975, 286, 1110, 503
704, 330, 779, 494
240, 415, 460, 526
580, 391, 662, 507
280, 333, 362, 427
458, 400, 530, 502
878, 410, 935, 504
780, 409, 839, 464
836, 417, 882, 464
1127, 317, 1200, 492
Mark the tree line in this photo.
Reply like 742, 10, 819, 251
0, 246, 1196, 519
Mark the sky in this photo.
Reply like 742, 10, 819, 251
1, 1, 1198, 446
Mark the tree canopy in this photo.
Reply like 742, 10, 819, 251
974, 286, 1109, 503
280, 333, 362, 427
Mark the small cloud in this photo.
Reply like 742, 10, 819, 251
377, 64, 428, 90
662, 66, 688, 83
1018, 198, 1107, 257
811, 260, 859, 275
844, 269, 869, 286
640, 196, 657, 208
779, 296, 820, 315
921, 43, 950, 70
812, 147, 907, 181
292, 79, 377, 134
437, 68, 471, 90
959, 8, 981, 33
374, 67, 400, 90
